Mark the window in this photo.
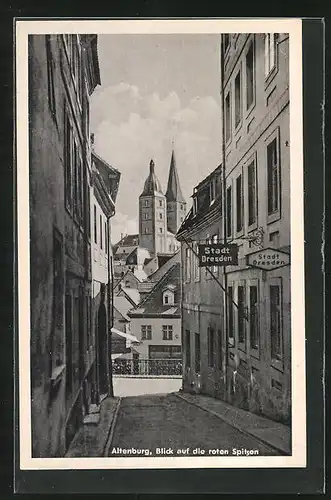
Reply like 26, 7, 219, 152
249, 285, 259, 349
65, 294, 73, 394
267, 137, 280, 214
100, 215, 103, 250
45, 36, 56, 121
73, 139, 79, 218
94, 205, 97, 243
225, 91, 231, 142
247, 160, 257, 226
270, 284, 282, 360
215, 174, 222, 201
205, 235, 211, 278
162, 325, 173, 341
159, 212, 163, 219
269, 230, 280, 247
218, 328, 222, 369
195, 333, 200, 373
265, 34, 278, 77
223, 34, 230, 53
105, 222, 108, 254
227, 287, 234, 346
64, 108, 73, 210
149, 345, 181, 359
226, 186, 232, 238
144, 200, 148, 207
72, 37, 81, 102
180, 204, 183, 210
76, 153, 83, 224
163, 291, 174, 305
212, 234, 218, 273
237, 285, 246, 344
185, 247, 191, 282
51, 230, 64, 372
208, 326, 215, 367
185, 330, 191, 368
236, 174, 243, 232
144, 212, 149, 220
159, 200, 162, 207
246, 41, 255, 110
159, 227, 163, 233
141, 325, 152, 340
210, 179, 216, 203
194, 243, 200, 281
235, 69, 242, 127
144, 227, 149, 234
193, 196, 198, 215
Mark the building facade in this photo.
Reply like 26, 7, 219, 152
29, 34, 102, 457
128, 263, 182, 362
90, 152, 120, 404
177, 33, 291, 424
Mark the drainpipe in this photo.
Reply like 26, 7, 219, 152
220, 35, 229, 401
107, 215, 115, 397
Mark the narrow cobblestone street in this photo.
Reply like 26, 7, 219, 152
108, 393, 279, 457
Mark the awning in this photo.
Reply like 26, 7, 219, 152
111, 327, 140, 344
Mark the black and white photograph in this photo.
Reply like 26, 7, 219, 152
16, 19, 306, 470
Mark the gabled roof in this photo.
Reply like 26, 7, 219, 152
114, 268, 141, 292
113, 296, 133, 322
113, 234, 139, 251
128, 263, 181, 318
148, 249, 181, 283
165, 150, 186, 203
92, 151, 121, 203
117, 287, 141, 306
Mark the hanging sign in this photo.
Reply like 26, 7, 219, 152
198, 244, 238, 267
246, 247, 290, 271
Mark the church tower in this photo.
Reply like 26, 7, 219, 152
165, 149, 186, 235
139, 159, 167, 257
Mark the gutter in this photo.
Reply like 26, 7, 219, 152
220, 35, 229, 401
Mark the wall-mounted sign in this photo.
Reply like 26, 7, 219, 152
246, 247, 290, 271
198, 244, 238, 267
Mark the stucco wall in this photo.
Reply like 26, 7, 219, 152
130, 317, 181, 358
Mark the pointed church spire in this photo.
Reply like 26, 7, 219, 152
165, 149, 185, 203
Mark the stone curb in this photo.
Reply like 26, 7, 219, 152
103, 397, 122, 457
174, 392, 290, 456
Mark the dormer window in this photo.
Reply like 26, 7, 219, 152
193, 196, 198, 215
163, 289, 175, 305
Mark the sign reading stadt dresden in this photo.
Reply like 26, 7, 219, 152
198, 243, 238, 267
246, 247, 290, 271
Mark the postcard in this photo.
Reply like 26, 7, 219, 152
16, 18, 306, 472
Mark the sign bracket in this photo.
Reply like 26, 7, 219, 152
181, 234, 249, 322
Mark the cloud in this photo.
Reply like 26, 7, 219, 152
111, 212, 139, 244
90, 84, 221, 243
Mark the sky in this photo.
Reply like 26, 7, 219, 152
90, 34, 222, 244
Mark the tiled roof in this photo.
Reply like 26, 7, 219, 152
119, 287, 141, 306
113, 296, 133, 322
113, 234, 139, 251
128, 263, 181, 318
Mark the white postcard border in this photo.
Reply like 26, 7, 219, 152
16, 18, 305, 470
